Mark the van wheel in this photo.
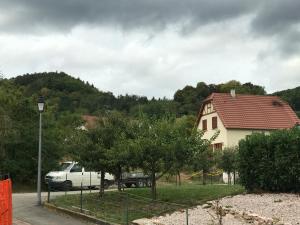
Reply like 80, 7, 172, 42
63, 180, 72, 191
146, 180, 151, 187
125, 183, 132, 188
104, 180, 109, 189
136, 180, 144, 188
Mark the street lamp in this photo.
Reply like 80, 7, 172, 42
37, 96, 45, 205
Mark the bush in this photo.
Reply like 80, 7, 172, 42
238, 128, 300, 192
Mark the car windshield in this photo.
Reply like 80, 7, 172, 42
59, 162, 72, 171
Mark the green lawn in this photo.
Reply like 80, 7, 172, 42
52, 184, 244, 224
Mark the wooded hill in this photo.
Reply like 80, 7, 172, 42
8, 72, 300, 117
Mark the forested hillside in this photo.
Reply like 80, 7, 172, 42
273, 87, 300, 117
0, 72, 299, 185
9, 72, 299, 117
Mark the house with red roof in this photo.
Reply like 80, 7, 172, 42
197, 90, 300, 150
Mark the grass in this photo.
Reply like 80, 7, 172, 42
52, 183, 244, 224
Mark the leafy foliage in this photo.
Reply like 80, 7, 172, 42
238, 128, 300, 192
0, 79, 66, 184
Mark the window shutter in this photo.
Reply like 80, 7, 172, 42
212, 117, 218, 129
202, 120, 207, 131
214, 143, 223, 150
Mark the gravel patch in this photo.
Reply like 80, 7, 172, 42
133, 193, 300, 225
133, 205, 245, 225
219, 193, 300, 225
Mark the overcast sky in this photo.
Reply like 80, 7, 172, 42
1, 0, 300, 98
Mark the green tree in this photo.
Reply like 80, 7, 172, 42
132, 117, 180, 199
219, 147, 238, 184
74, 111, 134, 195
169, 115, 196, 186
190, 129, 219, 185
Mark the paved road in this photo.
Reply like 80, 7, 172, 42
13, 192, 96, 225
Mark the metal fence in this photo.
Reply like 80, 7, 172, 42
47, 180, 190, 225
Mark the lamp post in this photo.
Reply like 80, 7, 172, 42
37, 96, 45, 205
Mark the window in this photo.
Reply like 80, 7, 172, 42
214, 143, 223, 150
212, 116, 218, 129
70, 164, 82, 173
207, 103, 211, 112
202, 119, 207, 131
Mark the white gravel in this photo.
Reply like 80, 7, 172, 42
133, 193, 300, 225
219, 193, 300, 225
133, 205, 245, 225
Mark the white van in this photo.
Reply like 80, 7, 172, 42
45, 161, 114, 190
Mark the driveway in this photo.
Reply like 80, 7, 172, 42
13, 192, 95, 225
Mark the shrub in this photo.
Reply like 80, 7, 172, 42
238, 128, 300, 192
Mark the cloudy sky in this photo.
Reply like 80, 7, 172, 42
0, 0, 300, 98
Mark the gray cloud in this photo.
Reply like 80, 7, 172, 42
251, 0, 300, 56
1, 0, 300, 98
251, 0, 300, 35
0, 0, 260, 33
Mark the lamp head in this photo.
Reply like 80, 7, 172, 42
38, 96, 45, 112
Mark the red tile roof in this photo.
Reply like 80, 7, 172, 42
197, 93, 300, 130
82, 115, 98, 129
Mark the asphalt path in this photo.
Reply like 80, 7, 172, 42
13, 191, 98, 225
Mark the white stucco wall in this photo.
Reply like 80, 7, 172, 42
198, 103, 273, 149
226, 129, 270, 148
198, 111, 227, 147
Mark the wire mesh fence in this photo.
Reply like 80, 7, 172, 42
47, 179, 190, 225
45, 170, 232, 225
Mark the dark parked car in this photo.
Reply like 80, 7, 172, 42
121, 172, 151, 188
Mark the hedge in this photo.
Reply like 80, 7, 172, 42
238, 128, 300, 192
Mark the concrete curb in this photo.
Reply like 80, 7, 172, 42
43, 202, 119, 225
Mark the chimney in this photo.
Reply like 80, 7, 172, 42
230, 89, 236, 98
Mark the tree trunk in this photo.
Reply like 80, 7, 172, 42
227, 172, 230, 185
178, 171, 181, 186
100, 171, 105, 197
151, 172, 156, 200
203, 170, 206, 185
233, 171, 236, 185
117, 165, 122, 191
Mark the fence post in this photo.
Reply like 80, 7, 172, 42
124, 193, 129, 225
47, 181, 51, 203
65, 174, 67, 196
90, 172, 92, 193
186, 208, 189, 225
80, 182, 83, 213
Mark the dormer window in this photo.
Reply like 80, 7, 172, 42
212, 117, 218, 129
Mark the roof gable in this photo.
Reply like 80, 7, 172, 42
197, 93, 300, 130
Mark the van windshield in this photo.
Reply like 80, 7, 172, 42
59, 162, 72, 171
